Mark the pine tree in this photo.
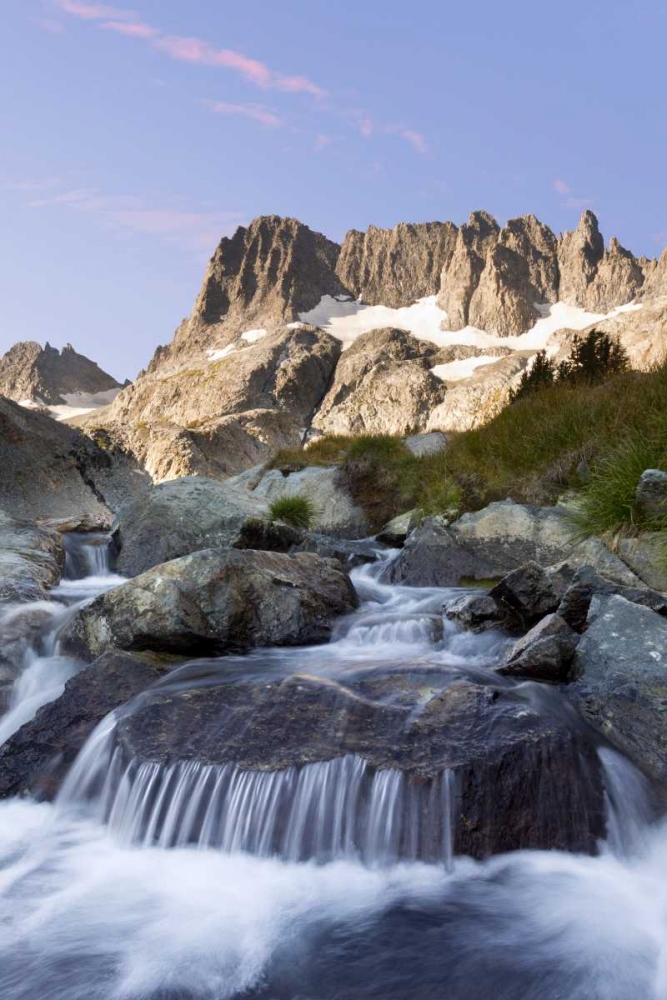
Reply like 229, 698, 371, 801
509, 350, 556, 403
558, 329, 629, 385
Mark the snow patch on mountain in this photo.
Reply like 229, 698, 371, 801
299, 296, 643, 352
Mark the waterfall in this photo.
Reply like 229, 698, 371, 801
63, 531, 114, 580
63, 735, 457, 868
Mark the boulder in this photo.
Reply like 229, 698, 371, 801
0, 651, 172, 800
489, 561, 561, 626
376, 509, 422, 547
499, 614, 578, 682
106, 670, 605, 859
548, 536, 646, 588
444, 593, 514, 633
569, 595, 667, 784
0, 511, 64, 604
387, 503, 580, 589
616, 534, 667, 592
252, 466, 369, 539
557, 566, 667, 633
635, 469, 667, 523
425, 354, 532, 433
381, 520, 499, 587
0, 396, 148, 521
449, 501, 578, 571
404, 431, 448, 457
61, 549, 358, 659
113, 476, 298, 577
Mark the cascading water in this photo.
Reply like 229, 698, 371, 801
0, 531, 124, 746
0, 545, 665, 999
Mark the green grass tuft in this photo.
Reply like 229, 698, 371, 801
268, 494, 318, 529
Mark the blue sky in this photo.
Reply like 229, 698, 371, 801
2, 0, 666, 380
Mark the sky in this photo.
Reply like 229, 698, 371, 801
1, 0, 666, 381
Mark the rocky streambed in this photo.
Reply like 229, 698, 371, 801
0, 485, 666, 999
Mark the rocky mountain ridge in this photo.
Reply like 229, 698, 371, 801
0, 341, 123, 408
7, 208, 666, 485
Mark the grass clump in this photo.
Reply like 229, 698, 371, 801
268, 494, 317, 529
270, 435, 352, 472
570, 438, 667, 540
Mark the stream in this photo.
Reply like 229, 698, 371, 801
0, 535, 664, 1000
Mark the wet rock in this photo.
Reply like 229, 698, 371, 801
111, 671, 605, 858
0, 511, 64, 604
39, 513, 113, 534
444, 593, 514, 633
253, 466, 369, 539
636, 469, 667, 523
381, 520, 499, 587
112, 476, 295, 577
569, 594, 667, 784
291, 533, 379, 568
0, 651, 173, 800
489, 561, 561, 626
61, 549, 358, 659
404, 431, 448, 457
499, 614, 578, 682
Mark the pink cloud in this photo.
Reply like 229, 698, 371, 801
24, 184, 241, 252
56, 1, 137, 20
553, 179, 593, 209
205, 101, 283, 128
315, 133, 334, 150
154, 35, 323, 95
101, 20, 158, 38
397, 128, 428, 154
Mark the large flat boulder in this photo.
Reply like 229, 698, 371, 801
61, 549, 358, 659
569, 594, 667, 785
113, 476, 299, 577
104, 670, 605, 860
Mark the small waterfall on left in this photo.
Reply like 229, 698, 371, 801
0, 531, 124, 746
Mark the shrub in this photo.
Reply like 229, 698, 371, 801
268, 494, 317, 529
509, 350, 556, 402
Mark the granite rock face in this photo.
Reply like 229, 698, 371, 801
0, 341, 122, 406
337, 221, 458, 307
156, 216, 346, 368
252, 466, 369, 538
312, 327, 447, 436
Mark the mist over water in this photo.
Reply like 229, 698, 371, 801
0, 542, 664, 999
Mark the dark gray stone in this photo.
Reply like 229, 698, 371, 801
569, 594, 667, 785
636, 469, 667, 522
489, 561, 560, 626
